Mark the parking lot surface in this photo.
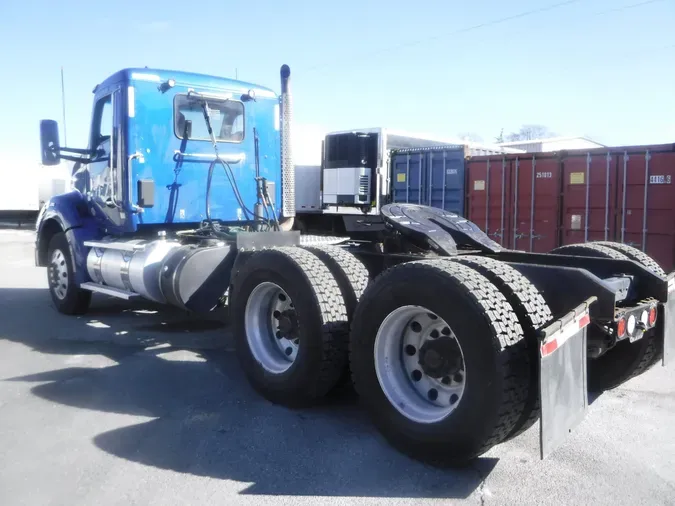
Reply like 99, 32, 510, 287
0, 230, 673, 505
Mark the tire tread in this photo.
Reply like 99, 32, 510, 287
451, 255, 552, 439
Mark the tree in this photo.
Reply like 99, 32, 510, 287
505, 124, 553, 142
495, 128, 504, 144
457, 132, 484, 143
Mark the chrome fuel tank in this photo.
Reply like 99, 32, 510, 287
86, 239, 181, 303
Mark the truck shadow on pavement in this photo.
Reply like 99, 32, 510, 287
0, 287, 497, 499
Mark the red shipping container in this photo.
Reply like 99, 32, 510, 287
560, 145, 675, 271
466, 155, 513, 247
466, 153, 560, 252
468, 144, 675, 271
560, 150, 622, 245
511, 154, 560, 253
617, 146, 675, 271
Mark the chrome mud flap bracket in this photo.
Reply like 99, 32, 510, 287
662, 273, 675, 366
538, 297, 597, 460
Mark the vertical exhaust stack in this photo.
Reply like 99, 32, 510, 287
279, 64, 295, 230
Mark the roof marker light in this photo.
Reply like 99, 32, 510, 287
159, 78, 176, 93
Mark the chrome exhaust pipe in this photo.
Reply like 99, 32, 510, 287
279, 64, 295, 229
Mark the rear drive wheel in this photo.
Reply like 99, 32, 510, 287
303, 245, 370, 394
47, 232, 91, 315
592, 241, 666, 277
452, 255, 552, 440
550, 242, 661, 390
350, 259, 530, 466
231, 247, 349, 407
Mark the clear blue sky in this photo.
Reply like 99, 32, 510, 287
1, 0, 673, 163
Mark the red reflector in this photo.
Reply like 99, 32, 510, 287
617, 318, 626, 338
541, 339, 558, 357
578, 313, 591, 328
649, 307, 657, 327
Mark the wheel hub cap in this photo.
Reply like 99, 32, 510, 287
418, 338, 462, 378
49, 249, 69, 300
245, 282, 299, 374
374, 306, 467, 424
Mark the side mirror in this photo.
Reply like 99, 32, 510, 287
40, 120, 60, 166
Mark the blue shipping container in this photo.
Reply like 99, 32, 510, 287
391, 146, 466, 216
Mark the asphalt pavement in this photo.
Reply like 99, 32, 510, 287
0, 229, 673, 506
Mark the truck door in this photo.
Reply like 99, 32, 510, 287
88, 88, 125, 229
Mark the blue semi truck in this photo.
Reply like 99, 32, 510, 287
36, 65, 674, 466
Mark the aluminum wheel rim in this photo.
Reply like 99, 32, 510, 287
244, 282, 299, 374
49, 249, 69, 300
374, 305, 466, 424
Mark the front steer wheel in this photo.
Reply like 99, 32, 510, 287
231, 247, 350, 407
47, 232, 91, 315
349, 259, 530, 467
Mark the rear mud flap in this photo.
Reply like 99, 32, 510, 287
664, 273, 675, 366
538, 297, 596, 460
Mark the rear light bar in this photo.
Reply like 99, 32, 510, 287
614, 301, 658, 342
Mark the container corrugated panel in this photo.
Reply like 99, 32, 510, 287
466, 155, 512, 247
466, 153, 560, 252
559, 144, 675, 272
511, 154, 561, 253
560, 151, 621, 246
617, 147, 675, 271
391, 146, 466, 216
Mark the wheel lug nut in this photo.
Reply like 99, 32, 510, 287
450, 394, 459, 405
411, 370, 422, 382
405, 345, 416, 356
410, 321, 422, 332
428, 389, 438, 401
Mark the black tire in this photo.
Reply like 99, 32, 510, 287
349, 259, 530, 467
452, 255, 552, 440
550, 243, 629, 260
303, 245, 370, 394
46, 232, 91, 315
231, 247, 349, 407
592, 241, 666, 277
302, 245, 370, 320
550, 242, 661, 390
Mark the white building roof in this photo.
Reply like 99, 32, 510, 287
497, 136, 605, 148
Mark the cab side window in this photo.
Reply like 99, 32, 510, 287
91, 95, 113, 151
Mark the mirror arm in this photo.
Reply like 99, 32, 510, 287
58, 153, 93, 164
59, 146, 95, 155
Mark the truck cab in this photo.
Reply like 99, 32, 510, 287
36, 68, 283, 282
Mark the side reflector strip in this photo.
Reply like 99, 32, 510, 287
541, 311, 591, 358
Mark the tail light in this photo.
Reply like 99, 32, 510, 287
648, 306, 658, 327
617, 317, 627, 338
